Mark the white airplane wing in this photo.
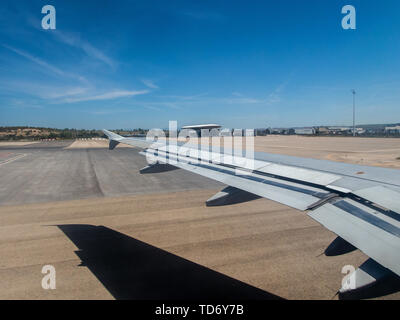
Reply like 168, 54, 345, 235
103, 129, 400, 296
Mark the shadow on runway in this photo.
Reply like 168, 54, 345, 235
57, 224, 283, 300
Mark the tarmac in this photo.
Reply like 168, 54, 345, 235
0, 140, 221, 206
0, 137, 399, 300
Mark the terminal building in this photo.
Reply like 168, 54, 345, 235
294, 127, 316, 135
385, 125, 400, 134
181, 124, 221, 137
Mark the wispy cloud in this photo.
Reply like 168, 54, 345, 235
149, 88, 284, 110
7, 98, 44, 109
141, 79, 159, 89
160, 93, 208, 101
44, 87, 88, 99
144, 105, 162, 111
54, 31, 116, 69
63, 90, 149, 103
149, 92, 266, 108
141, 102, 181, 110
265, 92, 281, 104
232, 92, 244, 97
0, 80, 89, 100
4, 44, 65, 77
219, 92, 279, 105
264, 80, 289, 105
3, 44, 86, 82
223, 94, 265, 104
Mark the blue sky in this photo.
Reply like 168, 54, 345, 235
1, 0, 400, 129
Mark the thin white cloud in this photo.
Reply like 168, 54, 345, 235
0, 78, 90, 100
223, 97, 264, 104
3, 44, 86, 82
266, 93, 281, 104
232, 92, 244, 97
4, 44, 66, 77
45, 87, 88, 99
228, 82, 287, 105
141, 79, 159, 89
151, 90, 282, 108
8, 98, 44, 109
264, 82, 288, 105
144, 105, 162, 111
64, 90, 149, 103
160, 93, 208, 101
54, 32, 116, 69
142, 102, 181, 110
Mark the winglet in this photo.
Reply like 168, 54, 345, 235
102, 129, 122, 150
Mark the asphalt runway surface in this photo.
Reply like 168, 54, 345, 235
0, 140, 222, 206
0, 139, 399, 300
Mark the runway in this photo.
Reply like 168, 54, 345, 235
0, 141, 222, 206
0, 138, 399, 300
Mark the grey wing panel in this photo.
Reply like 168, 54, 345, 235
353, 186, 400, 214
253, 151, 400, 189
308, 199, 400, 276
103, 129, 400, 190
119, 137, 154, 148
140, 150, 329, 211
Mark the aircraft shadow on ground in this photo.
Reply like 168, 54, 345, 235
338, 274, 400, 300
57, 224, 282, 300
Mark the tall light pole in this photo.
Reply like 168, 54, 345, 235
351, 89, 356, 136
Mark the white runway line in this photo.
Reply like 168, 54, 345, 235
0, 153, 27, 166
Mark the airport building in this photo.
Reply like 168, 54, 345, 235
181, 124, 221, 137
385, 125, 400, 134
294, 128, 316, 135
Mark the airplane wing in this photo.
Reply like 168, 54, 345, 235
102, 129, 400, 296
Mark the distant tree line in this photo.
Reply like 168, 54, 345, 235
0, 127, 151, 141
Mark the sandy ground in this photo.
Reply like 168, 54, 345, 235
65, 140, 134, 149
0, 138, 399, 300
176, 135, 400, 168
253, 136, 400, 169
0, 141, 39, 147
64, 140, 107, 149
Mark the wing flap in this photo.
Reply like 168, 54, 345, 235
353, 186, 400, 214
308, 200, 400, 277
141, 149, 329, 211
257, 163, 341, 186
